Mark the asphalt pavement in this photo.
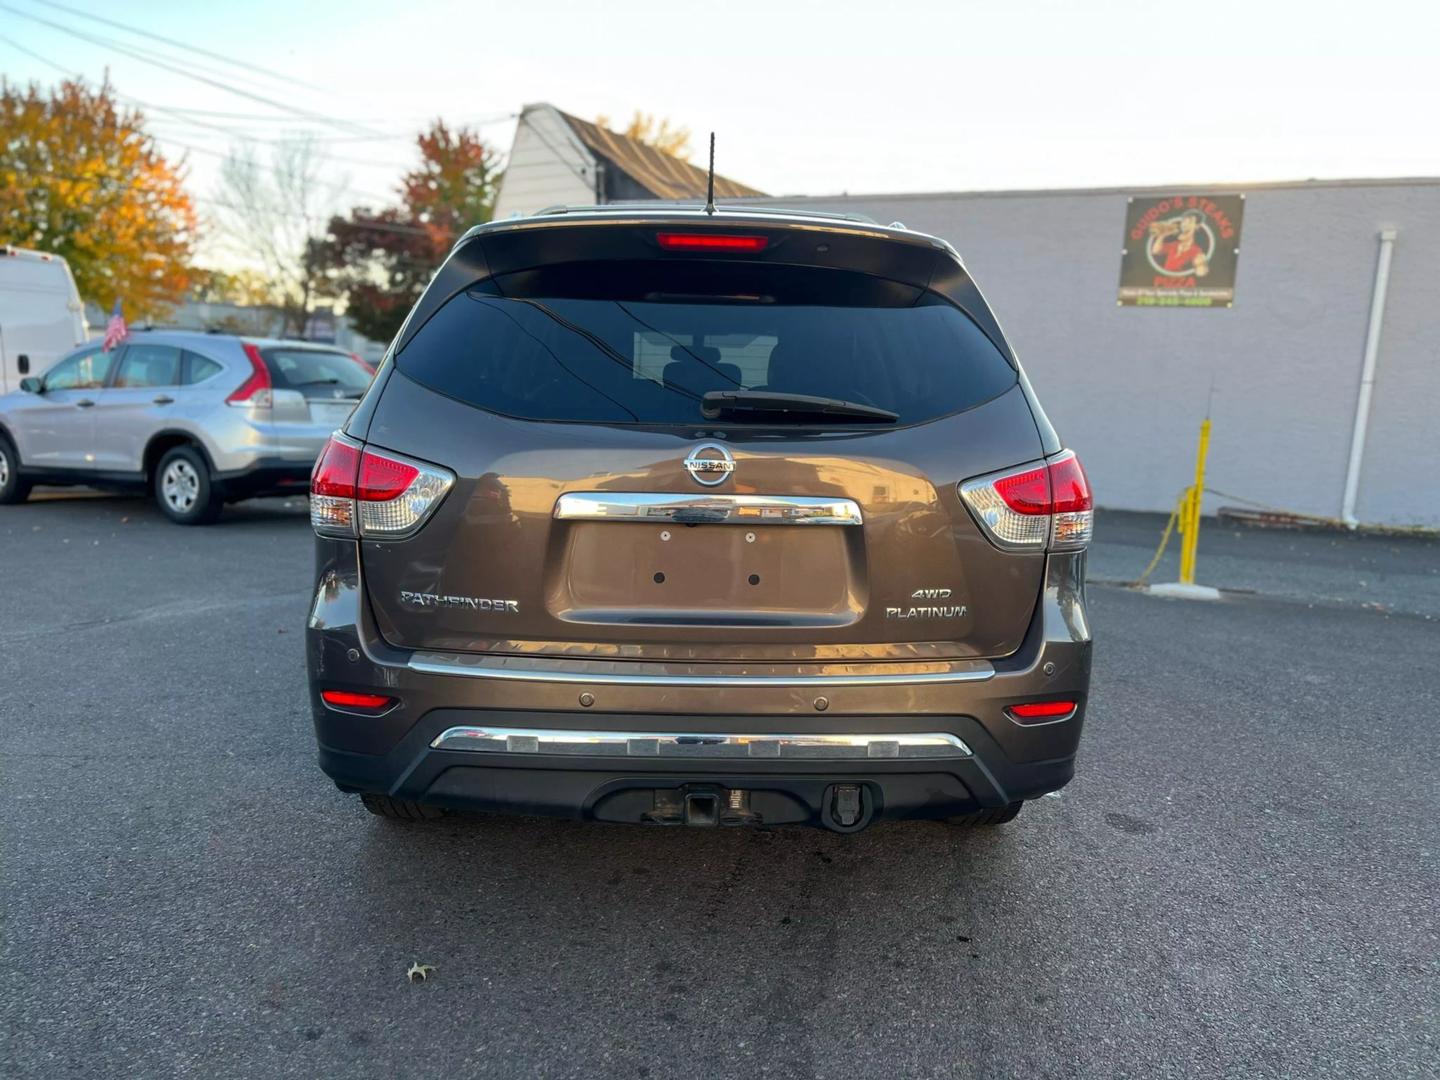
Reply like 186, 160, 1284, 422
2, 494, 1437, 1079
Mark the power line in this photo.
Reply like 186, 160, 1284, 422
2, 32, 513, 156
19, 0, 330, 93
0, 34, 401, 204
0, 1, 387, 138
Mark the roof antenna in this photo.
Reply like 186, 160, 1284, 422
704, 132, 716, 215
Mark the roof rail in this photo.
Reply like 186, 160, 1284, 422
520, 202, 882, 226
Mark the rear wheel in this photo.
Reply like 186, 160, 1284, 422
360, 793, 445, 821
0, 435, 33, 504
945, 801, 1023, 827
154, 445, 222, 525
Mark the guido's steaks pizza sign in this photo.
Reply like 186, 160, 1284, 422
1118, 193, 1244, 308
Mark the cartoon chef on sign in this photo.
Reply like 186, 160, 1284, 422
1147, 209, 1211, 278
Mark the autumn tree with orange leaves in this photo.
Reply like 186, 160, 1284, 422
314, 120, 502, 342
0, 78, 197, 317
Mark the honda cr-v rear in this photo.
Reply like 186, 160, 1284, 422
306, 206, 1093, 832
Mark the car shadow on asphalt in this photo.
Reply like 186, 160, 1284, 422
26, 487, 310, 526
342, 807, 1035, 962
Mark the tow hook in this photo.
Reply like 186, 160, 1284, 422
822, 783, 875, 833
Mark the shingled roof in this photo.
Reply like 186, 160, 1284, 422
555, 109, 766, 201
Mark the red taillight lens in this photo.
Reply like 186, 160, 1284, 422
1048, 453, 1092, 513
321, 689, 395, 711
357, 452, 420, 501
959, 450, 1093, 552
226, 342, 273, 406
994, 465, 1051, 515
311, 435, 361, 498
1006, 700, 1078, 723
656, 232, 769, 252
310, 435, 454, 540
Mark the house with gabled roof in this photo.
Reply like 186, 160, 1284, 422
492, 103, 765, 219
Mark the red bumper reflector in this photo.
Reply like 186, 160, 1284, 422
321, 690, 395, 710
1007, 700, 1077, 722
656, 232, 768, 251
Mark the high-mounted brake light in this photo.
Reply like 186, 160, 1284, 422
656, 232, 768, 252
1007, 700, 1078, 724
959, 450, 1093, 552
310, 433, 454, 539
321, 689, 395, 711
227, 342, 273, 407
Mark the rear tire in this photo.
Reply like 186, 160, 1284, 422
0, 435, 33, 505
360, 793, 445, 821
154, 445, 222, 525
945, 801, 1023, 827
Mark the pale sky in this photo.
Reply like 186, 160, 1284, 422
3, 0, 1437, 238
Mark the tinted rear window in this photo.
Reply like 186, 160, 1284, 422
262, 348, 371, 396
396, 261, 1017, 426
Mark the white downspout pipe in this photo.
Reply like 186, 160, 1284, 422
1340, 228, 1398, 529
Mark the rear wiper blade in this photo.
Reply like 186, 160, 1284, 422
701, 390, 898, 423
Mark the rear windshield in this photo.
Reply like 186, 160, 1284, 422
396, 261, 1016, 426
262, 348, 371, 397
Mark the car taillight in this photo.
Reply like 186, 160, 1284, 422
959, 450, 1093, 552
227, 342, 273, 407
310, 433, 454, 539
1006, 700, 1079, 724
321, 689, 396, 711
656, 232, 768, 251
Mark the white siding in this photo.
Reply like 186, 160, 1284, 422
492, 104, 597, 220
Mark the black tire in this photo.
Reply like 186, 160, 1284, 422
153, 445, 222, 525
945, 801, 1023, 827
0, 434, 33, 505
360, 793, 445, 821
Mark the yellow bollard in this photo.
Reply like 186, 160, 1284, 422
1178, 418, 1211, 585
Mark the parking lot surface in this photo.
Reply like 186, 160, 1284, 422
3, 495, 1437, 1079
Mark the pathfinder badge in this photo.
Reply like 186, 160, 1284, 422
401, 591, 519, 613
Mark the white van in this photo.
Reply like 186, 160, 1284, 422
0, 247, 89, 394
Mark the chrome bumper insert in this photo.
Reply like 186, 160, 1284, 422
554, 491, 863, 526
429, 727, 973, 760
408, 653, 994, 687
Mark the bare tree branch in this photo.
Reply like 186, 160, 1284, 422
212, 138, 346, 335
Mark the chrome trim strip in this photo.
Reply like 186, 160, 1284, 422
430, 727, 973, 759
407, 653, 995, 687
554, 491, 863, 526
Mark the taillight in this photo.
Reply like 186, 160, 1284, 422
321, 689, 395, 712
310, 433, 454, 539
227, 342, 273, 407
1006, 700, 1078, 724
959, 450, 1093, 552
656, 232, 768, 252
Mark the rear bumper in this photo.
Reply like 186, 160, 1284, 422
213, 457, 313, 500
306, 543, 1092, 828
319, 713, 1076, 827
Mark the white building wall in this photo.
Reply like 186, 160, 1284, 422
743, 180, 1440, 527
492, 104, 597, 220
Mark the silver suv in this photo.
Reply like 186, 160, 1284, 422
0, 330, 373, 523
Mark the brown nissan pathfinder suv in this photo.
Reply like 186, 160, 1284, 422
305, 205, 1093, 832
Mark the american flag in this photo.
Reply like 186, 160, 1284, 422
102, 299, 128, 352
